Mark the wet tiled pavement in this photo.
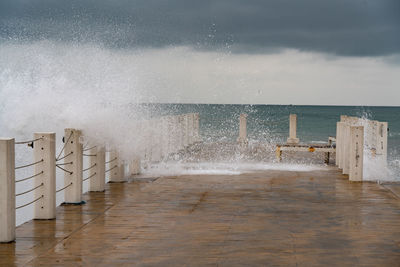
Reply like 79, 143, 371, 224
1, 168, 400, 266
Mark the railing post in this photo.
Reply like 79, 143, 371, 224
63, 128, 83, 204
335, 122, 341, 167
343, 123, 351, 175
194, 113, 200, 142
129, 157, 141, 176
287, 114, 299, 144
89, 147, 105, 192
0, 138, 15, 243
109, 151, 126, 182
376, 122, 388, 163
349, 126, 364, 182
183, 114, 189, 148
237, 114, 248, 147
34, 133, 56, 219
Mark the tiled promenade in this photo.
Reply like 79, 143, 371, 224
1, 168, 400, 266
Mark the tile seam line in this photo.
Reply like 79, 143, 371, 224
23, 198, 119, 265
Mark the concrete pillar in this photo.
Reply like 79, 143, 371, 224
287, 114, 299, 144
237, 114, 248, 146
349, 126, 364, 182
194, 113, 200, 142
33, 133, 56, 219
129, 158, 141, 176
343, 124, 351, 175
89, 147, 105, 192
376, 122, 388, 162
63, 128, 83, 204
178, 115, 184, 150
0, 138, 15, 243
109, 152, 126, 182
335, 122, 341, 167
153, 119, 162, 162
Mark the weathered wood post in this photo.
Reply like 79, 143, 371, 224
349, 126, 364, 182
63, 128, 83, 204
0, 138, 15, 243
287, 114, 299, 144
342, 123, 351, 175
376, 122, 388, 163
237, 114, 248, 147
178, 115, 185, 151
33, 133, 56, 219
183, 114, 189, 148
194, 113, 200, 142
89, 147, 105, 192
129, 157, 141, 176
335, 122, 342, 167
109, 151, 126, 182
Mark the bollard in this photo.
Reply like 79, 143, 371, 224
194, 113, 201, 142
376, 122, 388, 163
0, 138, 15, 243
287, 114, 299, 144
34, 133, 56, 219
109, 151, 126, 182
129, 158, 141, 176
343, 124, 351, 175
63, 128, 83, 204
335, 122, 341, 167
89, 147, 105, 192
237, 114, 248, 147
349, 126, 364, 182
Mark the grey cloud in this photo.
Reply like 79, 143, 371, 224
0, 0, 399, 56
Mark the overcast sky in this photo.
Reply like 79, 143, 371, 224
1, 0, 399, 105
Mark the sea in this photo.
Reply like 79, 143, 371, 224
141, 103, 400, 180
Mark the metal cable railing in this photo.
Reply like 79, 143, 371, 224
105, 165, 117, 173
15, 159, 43, 170
56, 161, 73, 166
83, 146, 97, 152
16, 195, 43, 210
83, 172, 96, 182
56, 151, 73, 162
56, 182, 73, 193
105, 157, 117, 164
83, 154, 97, 157
56, 132, 73, 161
16, 183, 44, 197
15, 171, 44, 183
15, 137, 43, 145
82, 163, 96, 172
56, 165, 73, 175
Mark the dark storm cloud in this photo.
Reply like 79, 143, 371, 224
0, 0, 399, 56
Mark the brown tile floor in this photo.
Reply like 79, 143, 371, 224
1, 168, 400, 266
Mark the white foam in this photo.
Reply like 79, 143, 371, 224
142, 161, 328, 177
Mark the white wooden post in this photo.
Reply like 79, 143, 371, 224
178, 115, 184, 150
194, 113, 200, 142
109, 152, 126, 182
287, 114, 299, 144
89, 147, 105, 192
34, 133, 56, 219
63, 128, 83, 204
129, 158, 141, 176
237, 114, 248, 146
349, 126, 364, 182
335, 122, 341, 167
343, 123, 351, 175
0, 138, 15, 243
376, 122, 388, 162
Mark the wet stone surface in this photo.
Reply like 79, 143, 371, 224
1, 168, 400, 266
